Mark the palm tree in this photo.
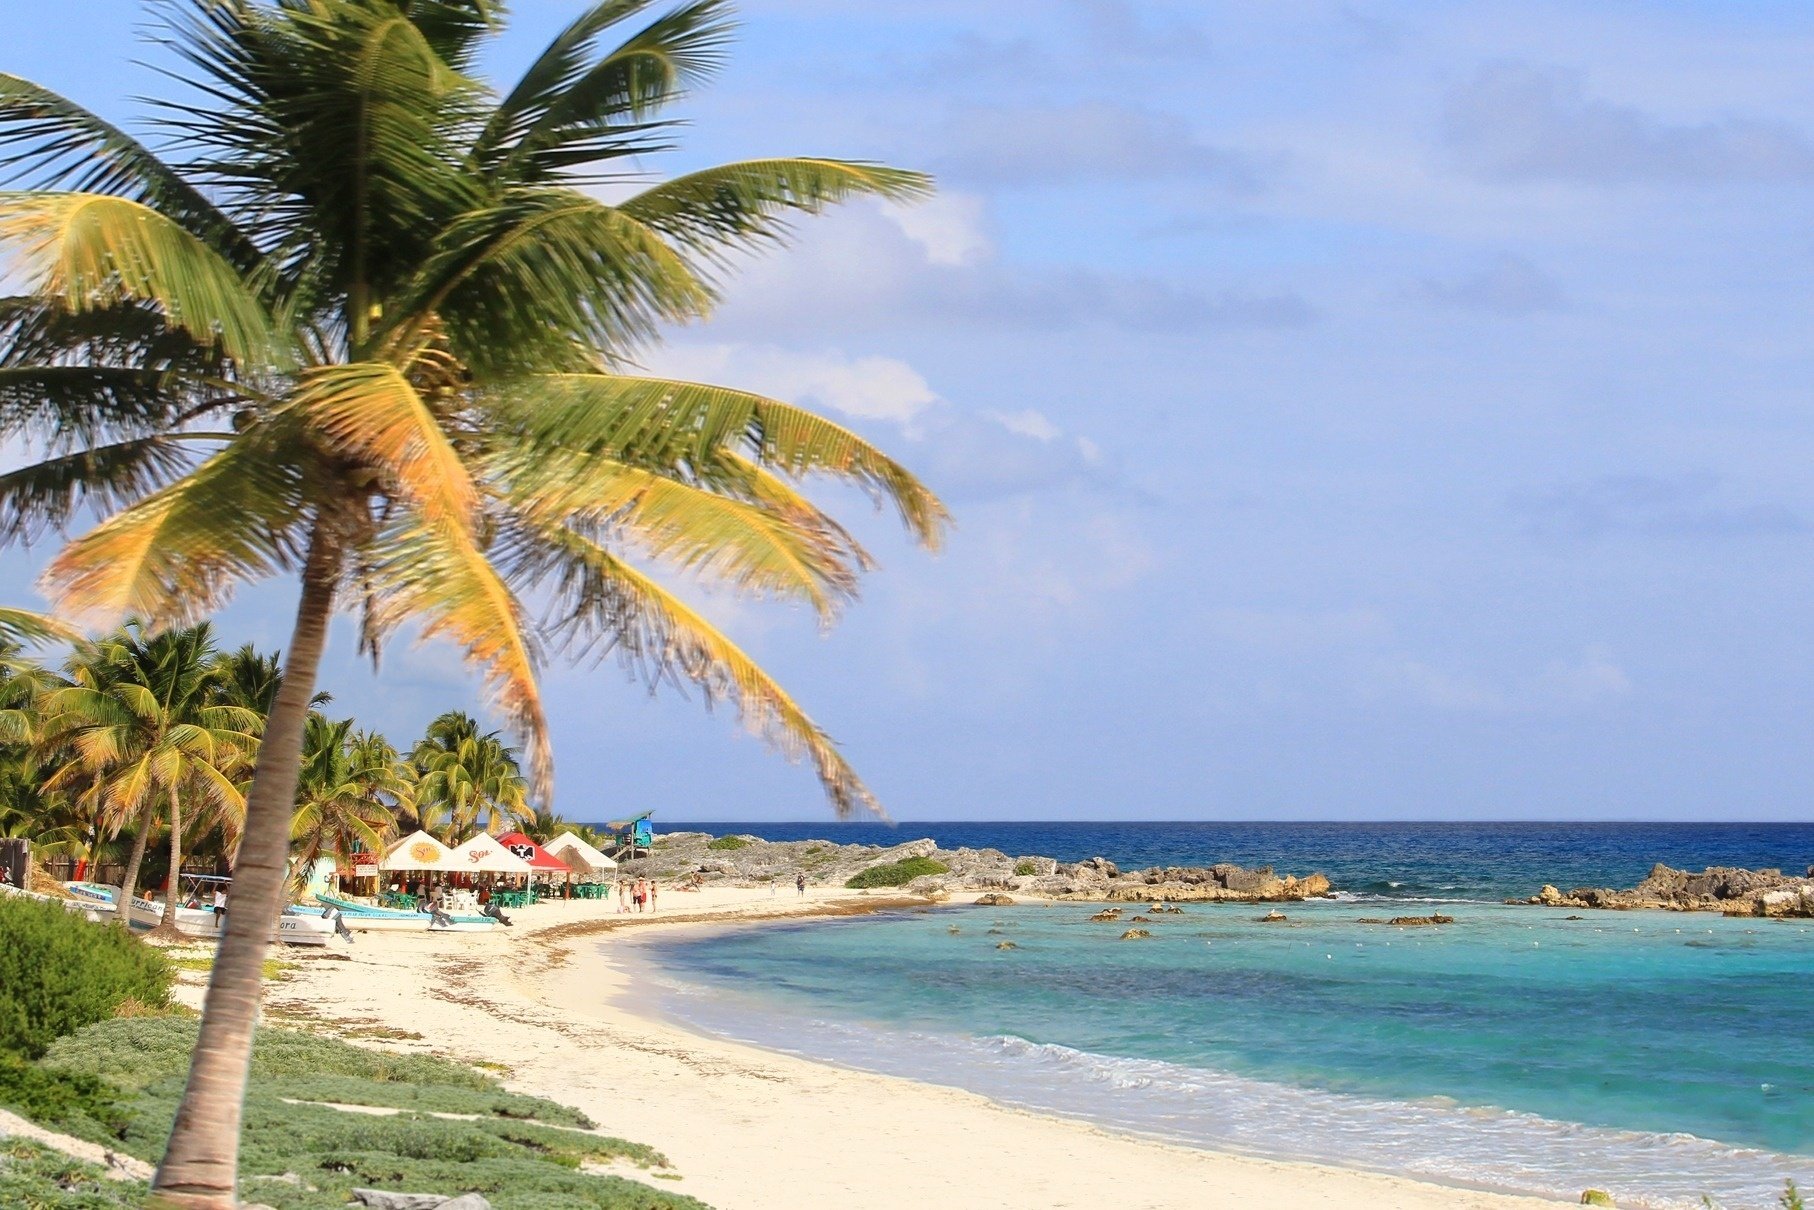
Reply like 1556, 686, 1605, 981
36, 622, 259, 932
409, 709, 528, 838
0, 2, 945, 1200
289, 715, 405, 894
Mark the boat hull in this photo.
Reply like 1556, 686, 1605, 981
65, 883, 335, 946
315, 894, 495, 933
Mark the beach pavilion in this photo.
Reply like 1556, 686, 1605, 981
495, 832, 580, 900
542, 831, 617, 900
448, 832, 534, 877
377, 830, 461, 904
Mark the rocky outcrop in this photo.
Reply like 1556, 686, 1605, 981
626, 833, 1335, 904
1520, 864, 1814, 917
1119, 928, 1151, 940
974, 893, 1015, 906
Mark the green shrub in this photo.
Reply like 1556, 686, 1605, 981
0, 897, 171, 1059
1784, 1180, 1805, 1210
0, 1053, 126, 1136
1013, 859, 1039, 876
705, 836, 750, 851
845, 857, 949, 889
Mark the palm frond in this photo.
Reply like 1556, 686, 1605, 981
0, 605, 78, 647
620, 158, 933, 259
487, 373, 948, 546
37, 426, 310, 627
497, 449, 863, 618
0, 193, 274, 364
292, 362, 476, 526
402, 189, 710, 374
474, 0, 662, 166
402, 0, 507, 70
0, 434, 197, 546
364, 521, 550, 793
0, 74, 258, 270
480, 0, 734, 182
508, 521, 881, 818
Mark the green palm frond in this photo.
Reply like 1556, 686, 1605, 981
480, 0, 734, 182
489, 373, 949, 546
0, 73, 256, 269
402, 1, 507, 70
0, 193, 274, 363
0, 434, 197, 545
403, 189, 711, 373
620, 158, 933, 258
0, 605, 77, 648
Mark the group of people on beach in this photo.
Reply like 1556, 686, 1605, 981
618, 877, 657, 913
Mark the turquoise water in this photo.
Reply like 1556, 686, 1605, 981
648, 900, 1814, 1209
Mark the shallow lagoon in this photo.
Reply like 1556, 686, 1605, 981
651, 901, 1813, 1209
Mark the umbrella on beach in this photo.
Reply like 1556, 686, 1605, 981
543, 832, 617, 874
447, 833, 535, 875
379, 830, 459, 873
494, 832, 570, 873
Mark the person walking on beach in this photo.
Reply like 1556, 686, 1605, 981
648, 881, 657, 913
617, 878, 627, 913
796, 872, 807, 897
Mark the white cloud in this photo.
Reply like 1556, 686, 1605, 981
883, 193, 992, 266
989, 408, 1062, 441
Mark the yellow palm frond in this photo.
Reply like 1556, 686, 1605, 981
0, 604, 77, 646
0, 192, 273, 364
365, 520, 551, 791
293, 362, 477, 526
37, 427, 310, 627
486, 373, 948, 547
509, 520, 881, 818
496, 449, 863, 619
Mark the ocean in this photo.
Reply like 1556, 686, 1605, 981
634, 822, 1814, 1209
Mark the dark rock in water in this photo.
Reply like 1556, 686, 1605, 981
1526, 864, 1814, 917
1564, 915, 1584, 920
1119, 928, 1151, 940
1090, 908, 1124, 922
1377, 914, 1454, 926
995, 940, 1018, 950
1149, 903, 1184, 914
1129, 915, 1154, 923
946, 925, 961, 935
1258, 910, 1288, 923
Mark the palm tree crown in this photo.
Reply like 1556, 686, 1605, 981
409, 709, 528, 838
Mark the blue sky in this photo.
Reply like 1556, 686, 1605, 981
7, 1, 1814, 823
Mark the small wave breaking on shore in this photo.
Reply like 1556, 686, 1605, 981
642, 945, 1811, 1210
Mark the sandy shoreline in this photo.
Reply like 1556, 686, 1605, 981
235, 888, 1572, 1210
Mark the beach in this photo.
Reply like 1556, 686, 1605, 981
212, 888, 1573, 1210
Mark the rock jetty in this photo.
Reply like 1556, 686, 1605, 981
1518, 863, 1814, 918
620, 833, 1334, 904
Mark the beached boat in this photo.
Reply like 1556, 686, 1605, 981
315, 893, 496, 933
65, 881, 337, 947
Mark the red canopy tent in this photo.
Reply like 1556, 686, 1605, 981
496, 832, 577, 900
495, 833, 568, 872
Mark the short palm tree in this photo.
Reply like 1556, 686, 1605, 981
289, 715, 406, 893
36, 622, 259, 931
409, 709, 528, 837
0, 2, 944, 1200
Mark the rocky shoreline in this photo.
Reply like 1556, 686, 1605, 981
1515, 863, 1814, 917
623, 832, 1334, 903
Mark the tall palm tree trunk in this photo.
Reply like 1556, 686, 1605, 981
115, 802, 155, 929
159, 787, 183, 931
152, 526, 341, 1208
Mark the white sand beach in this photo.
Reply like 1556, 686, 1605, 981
217, 888, 1573, 1210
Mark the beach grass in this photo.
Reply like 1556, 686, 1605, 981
8, 1017, 708, 1209
845, 856, 949, 889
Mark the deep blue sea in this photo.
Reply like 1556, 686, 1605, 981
633, 823, 1814, 1209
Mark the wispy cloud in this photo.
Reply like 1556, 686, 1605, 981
1510, 474, 1808, 540
1443, 62, 1814, 184
1408, 253, 1566, 315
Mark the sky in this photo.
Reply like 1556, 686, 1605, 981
6, 1, 1814, 823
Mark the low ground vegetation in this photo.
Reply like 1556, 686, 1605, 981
0, 898, 171, 1059
845, 856, 950, 889
3, 1017, 707, 1209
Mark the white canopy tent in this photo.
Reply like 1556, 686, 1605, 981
379, 830, 459, 873
544, 831, 617, 874
447, 833, 535, 875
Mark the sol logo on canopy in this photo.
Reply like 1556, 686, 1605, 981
409, 841, 440, 863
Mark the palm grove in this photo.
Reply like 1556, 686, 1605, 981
1, 616, 560, 924
0, 0, 946, 1206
